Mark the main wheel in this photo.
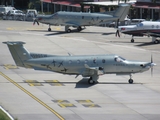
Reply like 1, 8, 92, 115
88, 77, 95, 84
48, 28, 51, 31
77, 27, 82, 32
131, 39, 134, 43
67, 29, 71, 33
128, 79, 133, 84
154, 40, 159, 44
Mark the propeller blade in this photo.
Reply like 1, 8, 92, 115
116, 30, 120, 37
115, 19, 120, 37
150, 54, 156, 76
33, 18, 39, 25
36, 20, 39, 25
151, 66, 153, 76
33, 20, 35, 25
116, 19, 119, 28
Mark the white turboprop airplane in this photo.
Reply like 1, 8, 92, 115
33, 4, 130, 32
3, 41, 156, 84
116, 21, 160, 44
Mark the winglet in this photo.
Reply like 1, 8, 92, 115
3, 41, 26, 45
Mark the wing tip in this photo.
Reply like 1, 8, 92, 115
3, 41, 26, 45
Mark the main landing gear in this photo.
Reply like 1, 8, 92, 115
88, 75, 99, 84
77, 26, 82, 32
48, 24, 51, 31
88, 77, 95, 84
152, 37, 159, 44
65, 26, 83, 33
128, 74, 133, 84
131, 35, 134, 43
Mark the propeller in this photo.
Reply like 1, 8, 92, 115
140, 54, 156, 76
33, 18, 39, 25
115, 19, 120, 37
150, 54, 156, 76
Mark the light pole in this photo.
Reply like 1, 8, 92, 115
11, 0, 14, 6
41, 0, 43, 13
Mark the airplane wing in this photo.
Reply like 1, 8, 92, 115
65, 21, 80, 27
83, 64, 105, 76
143, 32, 160, 37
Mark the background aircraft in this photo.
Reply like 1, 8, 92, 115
33, 3, 130, 32
3, 41, 156, 84
116, 21, 160, 44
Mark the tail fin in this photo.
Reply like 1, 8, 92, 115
3, 41, 32, 68
113, 3, 130, 21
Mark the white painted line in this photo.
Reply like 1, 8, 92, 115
0, 106, 14, 120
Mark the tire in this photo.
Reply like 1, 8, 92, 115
131, 39, 134, 43
88, 78, 95, 84
128, 79, 133, 84
48, 28, 51, 31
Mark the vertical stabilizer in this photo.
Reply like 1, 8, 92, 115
3, 41, 32, 67
113, 3, 130, 21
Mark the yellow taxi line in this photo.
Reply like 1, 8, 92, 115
0, 72, 64, 120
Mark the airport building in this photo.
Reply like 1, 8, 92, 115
0, 0, 160, 20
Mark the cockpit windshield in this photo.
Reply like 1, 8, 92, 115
114, 56, 126, 62
136, 23, 143, 27
51, 13, 58, 18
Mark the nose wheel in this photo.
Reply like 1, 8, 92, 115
48, 25, 51, 31
88, 77, 95, 84
128, 74, 134, 84
131, 35, 134, 43
131, 39, 134, 43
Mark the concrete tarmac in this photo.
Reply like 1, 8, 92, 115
0, 20, 160, 120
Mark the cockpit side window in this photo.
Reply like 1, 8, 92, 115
52, 13, 58, 18
114, 56, 125, 62
136, 23, 143, 27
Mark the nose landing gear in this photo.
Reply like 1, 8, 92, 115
128, 74, 133, 84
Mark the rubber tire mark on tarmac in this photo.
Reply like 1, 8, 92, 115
0, 72, 64, 120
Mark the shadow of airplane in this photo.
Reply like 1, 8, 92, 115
102, 32, 116, 35
136, 42, 159, 47
28, 28, 114, 36
75, 78, 97, 88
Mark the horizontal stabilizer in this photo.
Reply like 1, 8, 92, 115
3, 41, 31, 68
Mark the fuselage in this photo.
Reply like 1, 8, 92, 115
118, 21, 160, 36
36, 11, 118, 26
25, 54, 150, 76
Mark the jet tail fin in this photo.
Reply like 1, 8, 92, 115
3, 41, 32, 68
113, 3, 130, 21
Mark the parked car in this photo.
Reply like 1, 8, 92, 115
130, 19, 146, 25
7, 10, 25, 20
0, 6, 15, 18
25, 9, 37, 21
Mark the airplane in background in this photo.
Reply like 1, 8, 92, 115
33, 3, 130, 32
3, 41, 156, 84
116, 21, 160, 44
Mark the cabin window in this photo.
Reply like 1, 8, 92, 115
93, 59, 96, 63
152, 25, 154, 28
102, 59, 105, 63
97, 17, 99, 20
77, 60, 80, 64
85, 60, 88, 63
69, 60, 72, 64
156, 25, 159, 28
